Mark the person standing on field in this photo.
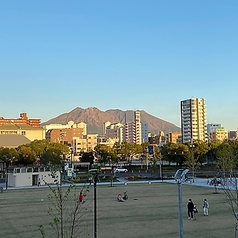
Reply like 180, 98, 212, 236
79, 192, 83, 203
203, 198, 209, 216
187, 199, 195, 220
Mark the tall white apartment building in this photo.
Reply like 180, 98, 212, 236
180, 98, 207, 143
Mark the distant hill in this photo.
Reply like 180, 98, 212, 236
42, 107, 180, 135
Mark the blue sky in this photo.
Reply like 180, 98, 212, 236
1, 1, 238, 131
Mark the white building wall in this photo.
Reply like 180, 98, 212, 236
44, 121, 87, 135
141, 122, 148, 143
207, 123, 221, 134
8, 167, 60, 187
103, 121, 111, 135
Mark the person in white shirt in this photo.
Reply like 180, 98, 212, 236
203, 198, 209, 216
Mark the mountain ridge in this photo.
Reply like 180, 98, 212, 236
42, 107, 180, 135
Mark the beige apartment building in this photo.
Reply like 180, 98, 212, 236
0, 124, 45, 142
72, 134, 98, 154
209, 127, 228, 142
45, 121, 98, 154
167, 131, 182, 144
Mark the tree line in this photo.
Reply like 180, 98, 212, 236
93, 140, 238, 175
1, 139, 238, 173
0, 139, 69, 168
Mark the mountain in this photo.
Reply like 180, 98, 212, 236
42, 107, 180, 135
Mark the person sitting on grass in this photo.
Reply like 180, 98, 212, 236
117, 194, 125, 202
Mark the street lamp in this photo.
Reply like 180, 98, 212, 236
190, 143, 196, 182
159, 153, 163, 181
94, 173, 99, 238
174, 169, 189, 238
108, 158, 114, 187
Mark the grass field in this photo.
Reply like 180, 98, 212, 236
0, 182, 236, 238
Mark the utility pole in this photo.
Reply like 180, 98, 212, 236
146, 147, 148, 171
159, 154, 162, 181
174, 169, 189, 238
94, 173, 98, 238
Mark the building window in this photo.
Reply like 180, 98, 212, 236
33, 167, 39, 172
27, 168, 33, 173
21, 168, 26, 173
16, 168, 21, 173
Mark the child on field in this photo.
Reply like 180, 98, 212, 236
79, 192, 84, 203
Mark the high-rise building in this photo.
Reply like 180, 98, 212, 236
180, 98, 207, 143
124, 110, 142, 144
141, 122, 149, 143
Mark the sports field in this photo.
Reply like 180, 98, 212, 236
0, 182, 236, 238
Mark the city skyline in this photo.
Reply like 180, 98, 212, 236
1, 1, 238, 131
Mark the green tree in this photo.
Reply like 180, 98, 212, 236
216, 141, 238, 228
39, 171, 90, 238
41, 148, 63, 166
120, 142, 140, 162
162, 143, 188, 166
206, 140, 221, 165
185, 141, 209, 181
16, 145, 37, 166
81, 152, 94, 166
193, 141, 209, 164
94, 144, 113, 165
28, 139, 51, 163
0, 147, 18, 167
39, 142, 69, 166
149, 145, 162, 173
215, 142, 235, 178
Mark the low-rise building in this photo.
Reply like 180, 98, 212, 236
44, 121, 87, 135
167, 131, 182, 144
209, 127, 228, 142
8, 166, 60, 187
46, 127, 84, 145
0, 124, 45, 142
72, 134, 98, 154
228, 130, 238, 140
0, 112, 41, 127
0, 134, 31, 148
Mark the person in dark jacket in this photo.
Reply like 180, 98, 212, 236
187, 198, 195, 220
